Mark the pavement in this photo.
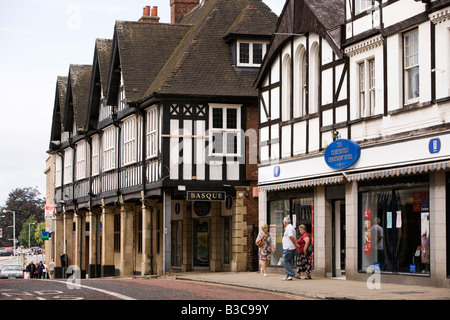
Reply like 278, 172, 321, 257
174, 271, 450, 300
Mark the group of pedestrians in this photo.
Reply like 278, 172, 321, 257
24, 260, 55, 279
256, 217, 313, 280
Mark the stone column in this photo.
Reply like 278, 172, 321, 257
63, 211, 74, 269
88, 208, 101, 278
53, 213, 64, 267
429, 171, 446, 285
314, 185, 332, 277
345, 181, 359, 280
73, 211, 86, 274
141, 198, 152, 275
101, 203, 115, 277
231, 187, 248, 272
120, 202, 135, 276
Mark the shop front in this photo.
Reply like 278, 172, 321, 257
259, 134, 450, 287
170, 187, 256, 273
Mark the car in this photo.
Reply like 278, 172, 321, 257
0, 249, 13, 257
0, 264, 24, 279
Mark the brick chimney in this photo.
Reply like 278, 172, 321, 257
139, 5, 160, 23
170, 0, 200, 24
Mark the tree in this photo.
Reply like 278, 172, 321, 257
17, 215, 39, 247
0, 187, 45, 248
34, 222, 46, 247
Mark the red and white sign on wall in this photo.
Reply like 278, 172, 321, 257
45, 205, 55, 220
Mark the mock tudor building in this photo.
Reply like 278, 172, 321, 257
46, 0, 278, 277
256, 0, 450, 287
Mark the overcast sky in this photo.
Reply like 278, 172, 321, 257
0, 0, 284, 206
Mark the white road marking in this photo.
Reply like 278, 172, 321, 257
53, 280, 137, 300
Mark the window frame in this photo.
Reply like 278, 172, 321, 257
102, 125, 117, 172
237, 40, 268, 67
146, 106, 159, 159
403, 29, 420, 104
208, 104, 242, 158
358, 57, 376, 118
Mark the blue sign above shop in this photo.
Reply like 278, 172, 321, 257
429, 138, 441, 154
324, 139, 361, 170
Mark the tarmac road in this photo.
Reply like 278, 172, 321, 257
0, 277, 307, 301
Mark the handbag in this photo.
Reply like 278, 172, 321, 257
306, 243, 314, 255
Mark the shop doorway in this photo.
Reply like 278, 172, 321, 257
332, 200, 346, 277
193, 219, 210, 269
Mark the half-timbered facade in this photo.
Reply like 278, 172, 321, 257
47, 0, 278, 277
256, 0, 450, 287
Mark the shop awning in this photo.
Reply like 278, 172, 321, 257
258, 159, 450, 192
258, 175, 345, 192
346, 160, 450, 182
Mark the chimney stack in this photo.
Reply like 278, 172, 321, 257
139, 5, 160, 23
170, 0, 200, 24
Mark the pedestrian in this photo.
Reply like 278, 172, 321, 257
25, 262, 31, 279
256, 224, 275, 277
48, 259, 55, 279
30, 262, 36, 279
296, 224, 313, 279
43, 261, 48, 279
281, 217, 298, 280
34, 263, 39, 278
37, 261, 44, 279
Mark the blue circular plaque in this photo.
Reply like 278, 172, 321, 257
324, 139, 361, 170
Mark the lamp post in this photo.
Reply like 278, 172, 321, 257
1, 210, 16, 259
29, 223, 36, 249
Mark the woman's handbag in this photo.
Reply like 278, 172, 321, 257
256, 239, 263, 247
306, 243, 314, 255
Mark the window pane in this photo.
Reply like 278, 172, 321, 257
361, 190, 393, 272
226, 108, 237, 129
253, 43, 263, 64
212, 132, 223, 154
395, 189, 430, 274
407, 66, 420, 99
269, 200, 290, 266
226, 132, 238, 154
212, 108, 223, 129
239, 42, 250, 64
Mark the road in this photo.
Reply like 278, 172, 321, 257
0, 277, 307, 301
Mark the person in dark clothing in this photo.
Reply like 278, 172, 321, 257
37, 261, 44, 279
29, 262, 36, 279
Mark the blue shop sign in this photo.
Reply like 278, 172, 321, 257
324, 139, 361, 170
429, 138, 441, 154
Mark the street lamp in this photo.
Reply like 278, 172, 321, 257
29, 223, 36, 249
1, 210, 16, 259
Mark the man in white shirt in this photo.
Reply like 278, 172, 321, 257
282, 217, 298, 280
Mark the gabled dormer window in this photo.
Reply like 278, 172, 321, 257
237, 40, 268, 67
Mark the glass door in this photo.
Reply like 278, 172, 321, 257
193, 219, 209, 268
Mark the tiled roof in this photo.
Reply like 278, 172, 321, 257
143, 0, 278, 100
109, 21, 191, 104
66, 64, 92, 130
96, 38, 113, 95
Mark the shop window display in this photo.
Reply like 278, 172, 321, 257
268, 195, 313, 267
360, 184, 430, 275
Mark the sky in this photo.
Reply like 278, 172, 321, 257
0, 0, 285, 206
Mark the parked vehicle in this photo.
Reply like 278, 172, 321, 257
0, 248, 13, 256
0, 264, 23, 279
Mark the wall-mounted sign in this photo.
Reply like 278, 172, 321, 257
429, 138, 441, 154
45, 204, 55, 220
274, 166, 280, 177
187, 191, 226, 201
324, 139, 361, 170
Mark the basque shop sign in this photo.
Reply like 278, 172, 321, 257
324, 139, 361, 170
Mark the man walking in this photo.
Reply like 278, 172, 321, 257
282, 217, 298, 280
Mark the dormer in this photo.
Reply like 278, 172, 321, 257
223, 3, 277, 68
